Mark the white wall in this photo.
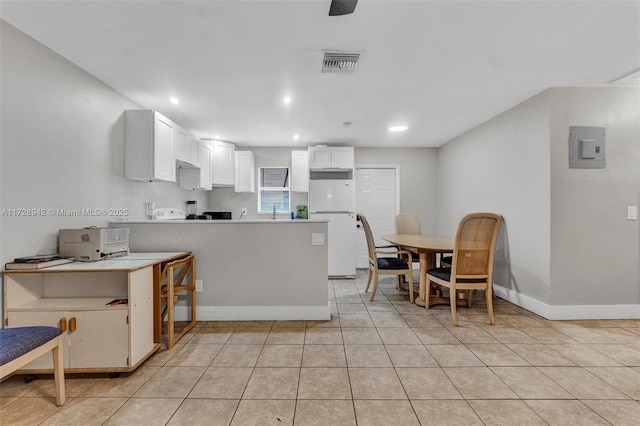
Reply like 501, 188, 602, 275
549, 87, 640, 306
438, 90, 552, 304
0, 21, 208, 266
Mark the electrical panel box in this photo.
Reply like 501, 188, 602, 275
568, 126, 606, 169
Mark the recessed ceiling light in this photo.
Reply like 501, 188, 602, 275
389, 125, 408, 132
283, 96, 292, 104
170, 97, 179, 105
293, 134, 300, 140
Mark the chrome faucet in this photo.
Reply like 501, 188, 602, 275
272, 205, 277, 220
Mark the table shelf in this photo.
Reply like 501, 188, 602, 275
2, 252, 190, 374
8, 297, 128, 311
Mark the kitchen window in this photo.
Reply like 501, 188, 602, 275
258, 167, 290, 214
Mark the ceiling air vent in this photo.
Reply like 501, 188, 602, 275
322, 52, 360, 74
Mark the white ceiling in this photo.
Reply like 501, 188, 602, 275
2, 0, 639, 148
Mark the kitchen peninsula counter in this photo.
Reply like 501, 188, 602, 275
119, 219, 328, 224
112, 219, 330, 321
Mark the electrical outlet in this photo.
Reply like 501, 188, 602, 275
312, 233, 325, 245
196, 279, 203, 292
628, 206, 638, 220
241, 207, 248, 215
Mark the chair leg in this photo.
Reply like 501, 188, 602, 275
365, 267, 373, 293
52, 336, 65, 406
370, 270, 379, 301
399, 254, 408, 286
467, 290, 473, 308
450, 287, 459, 326
407, 272, 414, 303
426, 278, 433, 309
485, 287, 495, 325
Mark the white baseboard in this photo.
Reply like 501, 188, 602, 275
173, 303, 332, 321
494, 284, 640, 320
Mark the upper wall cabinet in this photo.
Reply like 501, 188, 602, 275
291, 150, 309, 192
125, 110, 176, 182
179, 140, 212, 190
235, 151, 255, 193
175, 131, 200, 167
308, 146, 330, 169
308, 146, 354, 170
173, 126, 188, 164
212, 140, 235, 186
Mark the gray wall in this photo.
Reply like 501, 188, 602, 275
549, 87, 640, 305
210, 147, 439, 234
0, 21, 209, 267
3, 19, 637, 316
356, 147, 439, 234
208, 147, 310, 219
438, 90, 552, 304
127, 222, 329, 316
438, 86, 640, 307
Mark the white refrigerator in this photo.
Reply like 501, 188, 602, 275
308, 176, 357, 278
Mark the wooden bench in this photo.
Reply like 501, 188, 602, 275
0, 326, 65, 405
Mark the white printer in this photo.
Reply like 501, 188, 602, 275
59, 227, 129, 261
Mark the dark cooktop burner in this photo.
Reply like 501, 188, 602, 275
185, 214, 210, 220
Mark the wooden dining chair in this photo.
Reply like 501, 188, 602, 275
395, 213, 421, 289
426, 212, 502, 326
395, 213, 421, 261
358, 214, 415, 302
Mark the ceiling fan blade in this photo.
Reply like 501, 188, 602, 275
329, 0, 358, 16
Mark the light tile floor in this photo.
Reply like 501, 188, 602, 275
1, 271, 639, 425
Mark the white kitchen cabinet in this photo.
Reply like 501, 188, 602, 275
179, 140, 212, 190
176, 130, 200, 168
308, 146, 331, 169
212, 140, 235, 186
235, 150, 255, 193
200, 140, 213, 189
291, 150, 309, 192
186, 135, 201, 167
308, 146, 354, 169
3, 263, 157, 373
125, 110, 176, 182
174, 126, 188, 164
330, 147, 355, 169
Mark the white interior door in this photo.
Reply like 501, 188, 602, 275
355, 167, 398, 268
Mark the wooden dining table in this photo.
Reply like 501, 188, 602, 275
382, 234, 454, 307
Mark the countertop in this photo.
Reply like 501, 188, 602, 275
2, 252, 190, 273
111, 219, 329, 224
